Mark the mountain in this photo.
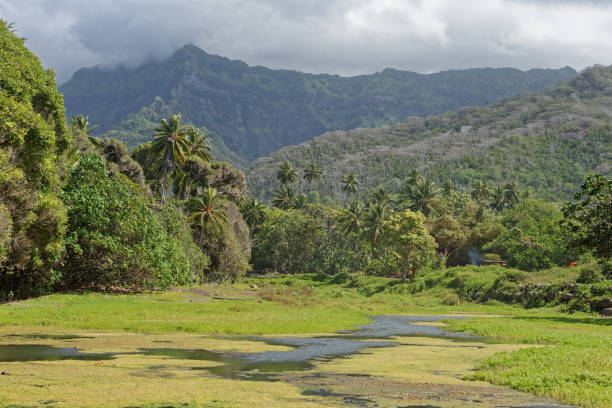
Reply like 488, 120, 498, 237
60, 44, 576, 162
247, 66, 612, 202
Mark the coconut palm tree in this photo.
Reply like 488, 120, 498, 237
369, 188, 394, 209
293, 193, 307, 209
338, 200, 364, 235
404, 178, 439, 216
303, 163, 322, 185
70, 114, 98, 135
240, 197, 266, 233
341, 173, 359, 201
187, 187, 229, 244
490, 186, 505, 214
272, 186, 296, 209
471, 180, 490, 202
277, 161, 297, 185
151, 114, 191, 203
185, 127, 213, 162
404, 169, 422, 189
504, 181, 520, 207
362, 200, 388, 254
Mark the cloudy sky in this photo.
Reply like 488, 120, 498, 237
1, 0, 612, 84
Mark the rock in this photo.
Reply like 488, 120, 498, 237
596, 298, 612, 311
598, 308, 612, 317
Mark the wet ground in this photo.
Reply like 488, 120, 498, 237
0, 316, 575, 407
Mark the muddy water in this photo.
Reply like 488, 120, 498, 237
0, 316, 575, 407
0, 316, 468, 377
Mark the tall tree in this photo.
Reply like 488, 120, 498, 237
471, 180, 490, 202
70, 114, 98, 135
303, 163, 322, 185
382, 210, 437, 281
504, 180, 520, 207
490, 186, 506, 214
341, 173, 359, 200
240, 197, 266, 234
277, 160, 297, 185
404, 178, 439, 216
363, 200, 389, 254
187, 187, 229, 244
338, 200, 364, 235
151, 114, 191, 203
562, 174, 612, 262
272, 186, 296, 209
185, 127, 213, 162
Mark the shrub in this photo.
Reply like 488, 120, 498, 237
576, 263, 604, 284
61, 154, 191, 289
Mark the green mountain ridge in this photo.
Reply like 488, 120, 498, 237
247, 66, 612, 202
60, 44, 576, 161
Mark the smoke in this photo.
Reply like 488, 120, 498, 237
467, 248, 484, 266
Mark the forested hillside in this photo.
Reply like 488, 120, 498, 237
248, 66, 612, 202
60, 44, 576, 160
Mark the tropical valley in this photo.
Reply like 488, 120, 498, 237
0, 9, 611, 408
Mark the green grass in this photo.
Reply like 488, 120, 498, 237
445, 315, 611, 408
1, 271, 610, 408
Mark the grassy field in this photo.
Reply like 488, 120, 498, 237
0, 270, 610, 407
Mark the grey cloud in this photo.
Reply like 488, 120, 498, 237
1, 0, 611, 84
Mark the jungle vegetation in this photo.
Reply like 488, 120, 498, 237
248, 66, 612, 202
60, 43, 576, 160
0, 21, 610, 315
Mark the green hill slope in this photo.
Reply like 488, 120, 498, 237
247, 66, 612, 202
60, 44, 576, 160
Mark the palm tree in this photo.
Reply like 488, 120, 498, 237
404, 178, 439, 216
369, 188, 394, 209
293, 193, 307, 209
341, 173, 359, 201
172, 168, 191, 200
185, 127, 213, 162
471, 180, 490, 202
277, 161, 297, 185
404, 169, 422, 188
490, 186, 505, 214
504, 181, 520, 207
187, 187, 229, 244
303, 163, 322, 185
272, 186, 296, 209
240, 197, 266, 233
338, 200, 364, 234
363, 200, 388, 254
442, 179, 455, 195
151, 114, 191, 203
70, 114, 98, 135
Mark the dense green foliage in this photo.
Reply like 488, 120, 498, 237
484, 199, 571, 270
61, 154, 192, 288
0, 21, 68, 299
248, 66, 612, 202
563, 174, 612, 263
60, 44, 575, 159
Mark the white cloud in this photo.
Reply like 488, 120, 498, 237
1, 0, 611, 84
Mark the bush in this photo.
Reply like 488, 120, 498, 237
61, 154, 191, 289
576, 263, 604, 284
251, 208, 327, 274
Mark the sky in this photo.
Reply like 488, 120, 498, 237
1, 0, 612, 84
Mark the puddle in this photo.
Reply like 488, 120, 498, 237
0, 315, 470, 379
0, 344, 115, 362
0, 316, 576, 408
